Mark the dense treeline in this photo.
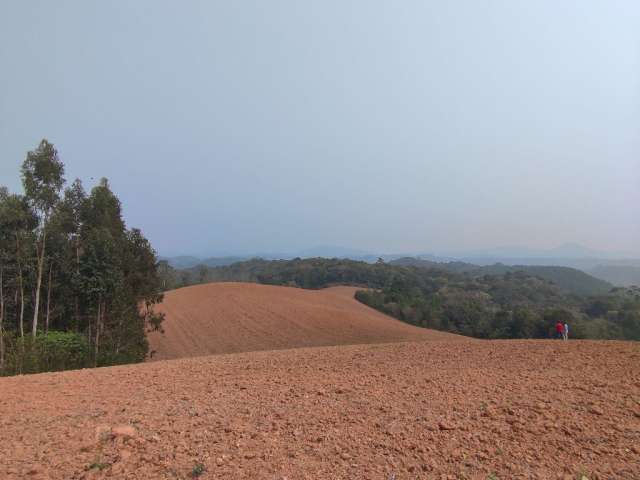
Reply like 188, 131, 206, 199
0, 140, 164, 375
160, 257, 640, 340
356, 279, 640, 340
158, 257, 396, 291
390, 257, 613, 296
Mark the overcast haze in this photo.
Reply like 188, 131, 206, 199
1, 1, 639, 257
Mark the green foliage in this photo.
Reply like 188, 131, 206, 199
0, 140, 164, 376
390, 258, 613, 296
190, 463, 206, 477
2, 331, 90, 375
590, 264, 640, 288
87, 462, 110, 471
165, 257, 443, 291
161, 257, 640, 341
520, 266, 612, 296
35, 331, 90, 371
21, 139, 65, 217
0, 190, 38, 234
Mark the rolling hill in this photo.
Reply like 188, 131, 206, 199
479, 264, 613, 296
147, 282, 466, 360
390, 257, 613, 296
589, 265, 640, 287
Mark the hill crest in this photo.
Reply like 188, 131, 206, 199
148, 282, 466, 360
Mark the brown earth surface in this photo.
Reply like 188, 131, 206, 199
1, 340, 639, 479
147, 283, 466, 360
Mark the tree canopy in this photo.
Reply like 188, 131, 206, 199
0, 140, 164, 375
159, 257, 640, 341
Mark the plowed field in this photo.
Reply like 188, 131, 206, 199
1, 340, 638, 479
147, 283, 466, 360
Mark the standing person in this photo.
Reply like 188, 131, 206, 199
555, 320, 564, 339
563, 322, 569, 341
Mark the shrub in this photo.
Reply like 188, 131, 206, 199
35, 331, 91, 372
190, 463, 206, 477
1, 331, 90, 375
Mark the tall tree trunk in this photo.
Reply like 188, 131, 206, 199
87, 314, 92, 349
45, 263, 53, 334
94, 298, 101, 367
15, 233, 24, 338
17, 267, 25, 374
75, 239, 80, 331
19, 275, 25, 338
0, 265, 5, 373
114, 306, 127, 355
32, 228, 47, 337
74, 298, 80, 332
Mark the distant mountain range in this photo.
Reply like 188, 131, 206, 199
160, 243, 640, 287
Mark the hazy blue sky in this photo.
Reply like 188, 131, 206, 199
1, 1, 639, 256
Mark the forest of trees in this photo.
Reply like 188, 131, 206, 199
159, 257, 640, 341
389, 257, 614, 296
5, 136, 631, 378
0, 140, 164, 375
355, 276, 640, 340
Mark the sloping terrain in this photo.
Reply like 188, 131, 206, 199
0, 340, 638, 479
590, 265, 640, 287
147, 282, 464, 360
390, 257, 613, 296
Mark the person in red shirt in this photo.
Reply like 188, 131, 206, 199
555, 321, 564, 339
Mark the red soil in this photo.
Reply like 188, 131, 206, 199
0, 340, 638, 479
147, 283, 466, 360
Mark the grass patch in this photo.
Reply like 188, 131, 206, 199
87, 461, 110, 471
190, 462, 206, 477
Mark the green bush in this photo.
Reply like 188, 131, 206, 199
1, 331, 90, 375
36, 331, 91, 371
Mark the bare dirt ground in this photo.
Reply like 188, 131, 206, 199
148, 283, 465, 360
1, 340, 638, 479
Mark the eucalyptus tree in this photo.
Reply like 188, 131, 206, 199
80, 227, 119, 366
0, 189, 37, 338
53, 179, 88, 330
79, 178, 164, 365
0, 187, 8, 371
1, 141, 165, 374
21, 140, 65, 336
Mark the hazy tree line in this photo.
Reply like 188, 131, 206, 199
157, 257, 396, 291
390, 257, 612, 296
159, 257, 640, 341
0, 140, 164, 375
356, 275, 640, 340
